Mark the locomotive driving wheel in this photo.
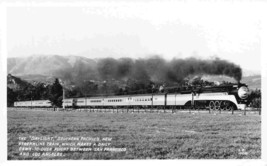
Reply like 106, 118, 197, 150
221, 101, 233, 111
221, 101, 227, 111
214, 101, 221, 111
209, 101, 215, 111
226, 104, 234, 111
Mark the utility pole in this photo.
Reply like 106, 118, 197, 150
85, 93, 87, 110
63, 87, 65, 109
31, 90, 32, 109
175, 92, 177, 112
151, 87, 153, 112
60, 79, 65, 109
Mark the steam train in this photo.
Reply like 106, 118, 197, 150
14, 83, 250, 111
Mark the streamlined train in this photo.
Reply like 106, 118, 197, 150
14, 83, 250, 111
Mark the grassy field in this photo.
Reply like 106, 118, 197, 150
7, 109, 261, 160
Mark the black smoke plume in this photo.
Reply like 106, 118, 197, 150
54, 56, 242, 96
96, 56, 242, 84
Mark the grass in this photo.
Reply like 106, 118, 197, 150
7, 108, 261, 160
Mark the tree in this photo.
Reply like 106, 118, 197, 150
48, 78, 63, 108
249, 89, 261, 109
7, 87, 17, 107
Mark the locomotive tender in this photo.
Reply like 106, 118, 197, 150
14, 83, 250, 111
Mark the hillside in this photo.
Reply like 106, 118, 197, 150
7, 55, 97, 84
7, 74, 32, 90
201, 75, 261, 90
241, 75, 261, 90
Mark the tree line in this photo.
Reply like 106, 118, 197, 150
248, 89, 261, 109
7, 78, 63, 108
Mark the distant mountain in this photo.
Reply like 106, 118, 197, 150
7, 55, 98, 84
241, 75, 261, 90
201, 74, 261, 90
8, 55, 97, 75
7, 74, 32, 90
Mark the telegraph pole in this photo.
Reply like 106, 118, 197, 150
63, 87, 65, 109
151, 87, 153, 112
31, 90, 32, 109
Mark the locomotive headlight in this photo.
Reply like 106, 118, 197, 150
238, 86, 249, 99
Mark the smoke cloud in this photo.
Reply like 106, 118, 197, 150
96, 56, 242, 84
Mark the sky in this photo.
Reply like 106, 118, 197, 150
6, 1, 261, 72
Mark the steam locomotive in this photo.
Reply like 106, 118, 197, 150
14, 83, 250, 111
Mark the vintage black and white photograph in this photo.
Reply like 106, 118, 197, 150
1, 0, 264, 162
